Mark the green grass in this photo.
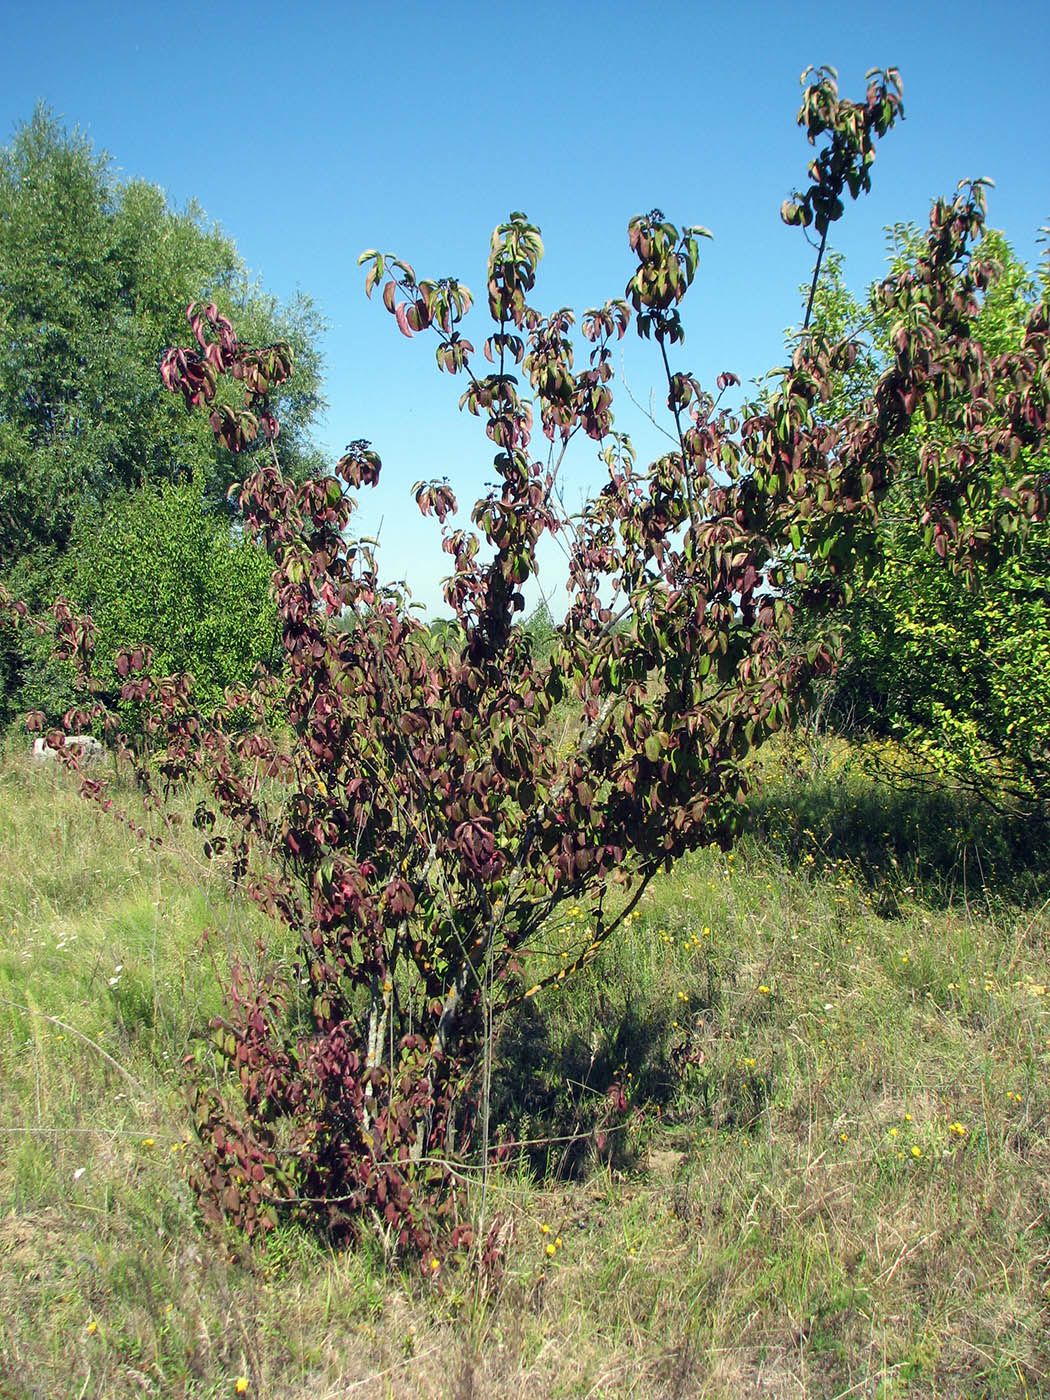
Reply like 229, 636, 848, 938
1, 745, 1048, 1397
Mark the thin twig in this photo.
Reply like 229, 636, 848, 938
0, 1126, 170, 1138
0, 996, 145, 1093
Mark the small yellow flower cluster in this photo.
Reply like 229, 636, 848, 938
758, 984, 771, 996
948, 1121, 966, 1137
1007, 1091, 1024, 1104
540, 1223, 563, 1257
235, 1378, 250, 1395
883, 1110, 926, 1160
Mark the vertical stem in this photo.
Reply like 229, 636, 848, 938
476, 938, 495, 1245
657, 331, 697, 535
362, 974, 389, 1133
803, 225, 830, 333
364, 930, 399, 1134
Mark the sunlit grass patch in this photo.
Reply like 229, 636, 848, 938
1, 746, 1049, 1396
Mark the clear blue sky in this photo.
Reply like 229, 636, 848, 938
2, 0, 1047, 613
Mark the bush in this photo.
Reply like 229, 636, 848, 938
69, 476, 278, 722
9, 68, 1049, 1266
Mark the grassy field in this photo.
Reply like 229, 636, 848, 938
1, 742, 1048, 1398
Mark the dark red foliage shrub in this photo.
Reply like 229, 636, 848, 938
5, 68, 1046, 1263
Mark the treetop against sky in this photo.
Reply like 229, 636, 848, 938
1, 0, 1047, 613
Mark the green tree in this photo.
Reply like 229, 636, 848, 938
0, 106, 324, 722
69, 475, 276, 719
15, 475, 279, 728
796, 228, 1050, 811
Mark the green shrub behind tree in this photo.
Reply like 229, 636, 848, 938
20, 476, 277, 726
794, 231, 1050, 812
78, 475, 277, 719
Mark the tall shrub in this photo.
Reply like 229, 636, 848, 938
10, 69, 1049, 1261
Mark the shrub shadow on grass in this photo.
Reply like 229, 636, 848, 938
488, 993, 679, 1181
748, 762, 1050, 910
487, 948, 775, 1182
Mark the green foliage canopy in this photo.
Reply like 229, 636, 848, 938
79, 476, 276, 717
0, 107, 326, 567
0, 106, 324, 724
798, 229, 1050, 811
16, 475, 278, 724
